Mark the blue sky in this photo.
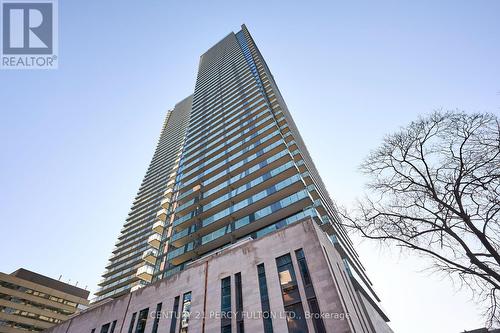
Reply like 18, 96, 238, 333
1, 1, 499, 332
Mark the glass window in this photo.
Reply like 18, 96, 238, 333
180, 292, 192, 333
127, 312, 136, 333
276, 254, 297, 290
152, 302, 162, 333
169, 296, 180, 333
285, 303, 308, 333
308, 299, 326, 333
295, 249, 326, 333
257, 264, 273, 333
295, 249, 311, 286
275, 254, 308, 333
235, 273, 244, 333
135, 308, 149, 333
100, 323, 110, 333
221, 277, 231, 333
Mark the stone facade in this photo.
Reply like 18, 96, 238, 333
44, 219, 392, 333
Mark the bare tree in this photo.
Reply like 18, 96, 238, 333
341, 111, 500, 326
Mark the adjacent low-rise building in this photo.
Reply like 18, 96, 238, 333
44, 219, 392, 333
0, 268, 90, 333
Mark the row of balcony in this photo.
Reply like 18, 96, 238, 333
134, 171, 178, 285
133, 126, 309, 286
167, 189, 314, 266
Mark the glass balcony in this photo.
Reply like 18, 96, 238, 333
156, 208, 168, 221
313, 200, 327, 216
296, 159, 307, 173
176, 184, 202, 205
168, 190, 314, 266
142, 249, 158, 265
148, 234, 162, 249
287, 140, 298, 151
135, 265, 154, 283
164, 187, 174, 198
166, 179, 176, 190
152, 220, 165, 234
160, 197, 171, 209
301, 171, 313, 186
319, 215, 335, 234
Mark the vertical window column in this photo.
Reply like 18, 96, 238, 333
169, 296, 180, 333
221, 276, 231, 333
127, 312, 137, 333
152, 302, 162, 333
257, 263, 273, 333
180, 292, 192, 333
275, 253, 308, 333
135, 308, 149, 333
235, 272, 244, 333
99, 323, 110, 333
295, 249, 326, 333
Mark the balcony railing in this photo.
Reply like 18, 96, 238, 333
147, 234, 161, 249
135, 265, 154, 283
160, 197, 171, 209
156, 208, 168, 221
142, 249, 158, 265
152, 220, 165, 234
164, 188, 174, 198
166, 179, 175, 190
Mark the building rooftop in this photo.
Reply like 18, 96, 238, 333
10, 268, 90, 300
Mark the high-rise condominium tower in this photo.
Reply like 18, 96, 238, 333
86, 25, 391, 333
154, 26, 373, 290
94, 97, 192, 301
